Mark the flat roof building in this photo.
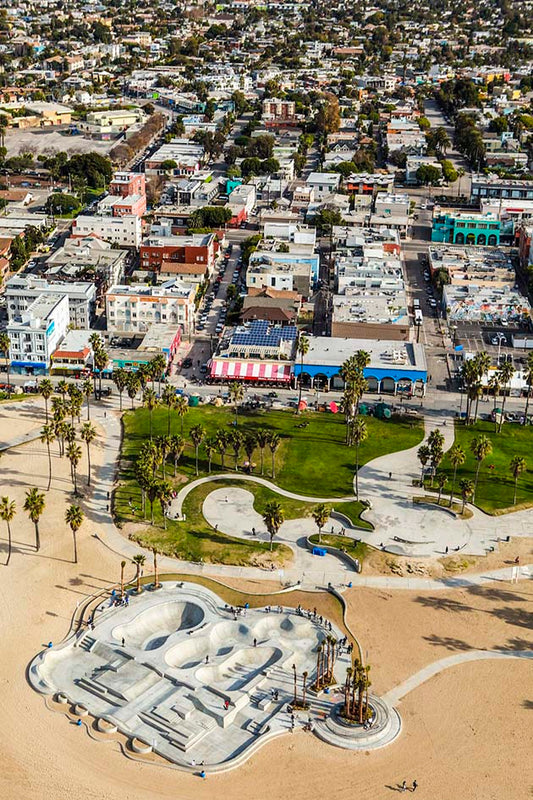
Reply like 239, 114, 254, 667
293, 336, 427, 395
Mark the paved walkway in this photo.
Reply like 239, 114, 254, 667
384, 648, 533, 706
61, 402, 531, 591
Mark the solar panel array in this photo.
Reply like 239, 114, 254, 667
231, 320, 298, 347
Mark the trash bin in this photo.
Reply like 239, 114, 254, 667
312, 547, 327, 557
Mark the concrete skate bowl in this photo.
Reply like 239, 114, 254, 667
195, 646, 283, 692
112, 600, 205, 651
165, 622, 252, 669
252, 615, 326, 654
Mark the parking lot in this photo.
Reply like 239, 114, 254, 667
4, 126, 114, 158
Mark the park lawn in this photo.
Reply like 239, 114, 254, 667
121, 405, 423, 498
440, 420, 533, 512
114, 479, 292, 567
308, 533, 369, 564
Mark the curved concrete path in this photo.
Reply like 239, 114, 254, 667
384, 648, 533, 706
71, 399, 532, 591
355, 415, 533, 558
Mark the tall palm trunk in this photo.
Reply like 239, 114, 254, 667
46, 440, 52, 491
72, 531, 78, 564
86, 443, 91, 486
34, 521, 40, 551
5, 521, 12, 566
449, 464, 458, 508
86, 395, 90, 421
355, 443, 360, 500
474, 461, 481, 502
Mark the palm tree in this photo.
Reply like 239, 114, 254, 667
39, 378, 54, 423
120, 559, 126, 596
113, 369, 128, 412
231, 429, 242, 471
229, 381, 244, 423
23, 488, 45, 551
296, 334, 309, 413
155, 434, 170, 477
65, 505, 84, 564
204, 437, 217, 473
459, 478, 474, 514
243, 432, 257, 466
497, 361, 514, 433
417, 444, 431, 485
312, 503, 330, 543
263, 500, 284, 551
216, 429, 229, 469
93, 345, 109, 399
57, 379, 69, 401
351, 417, 368, 499
156, 480, 173, 529
190, 424, 205, 476
168, 434, 184, 477
132, 553, 145, 593
162, 385, 177, 435
40, 424, 56, 491
143, 387, 158, 439
126, 372, 140, 409
268, 432, 281, 479
80, 378, 92, 420
0, 496, 16, 566
150, 354, 167, 395
256, 428, 269, 475
175, 394, 189, 436
448, 444, 465, 507
80, 422, 97, 486
470, 434, 492, 503
146, 479, 159, 526
509, 455, 527, 506
67, 442, 82, 495
152, 547, 161, 589
488, 372, 501, 420
0, 331, 11, 387
435, 472, 447, 505
521, 352, 533, 426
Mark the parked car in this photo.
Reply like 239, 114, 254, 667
182, 357, 193, 369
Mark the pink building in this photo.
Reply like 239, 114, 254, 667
108, 172, 146, 217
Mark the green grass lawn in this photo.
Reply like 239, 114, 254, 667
121, 405, 423, 498
308, 533, 369, 564
115, 477, 292, 567
114, 477, 370, 565
439, 421, 533, 512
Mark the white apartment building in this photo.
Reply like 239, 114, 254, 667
105, 281, 196, 336
71, 214, 142, 248
263, 222, 317, 247
5, 275, 96, 329
306, 172, 341, 198
8, 293, 69, 375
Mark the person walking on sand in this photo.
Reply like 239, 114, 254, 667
412, 780, 418, 792
400, 780, 407, 792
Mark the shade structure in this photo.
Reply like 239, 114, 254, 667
210, 360, 291, 383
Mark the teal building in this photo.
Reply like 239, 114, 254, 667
431, 213, 501, 246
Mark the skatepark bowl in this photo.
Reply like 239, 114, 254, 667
28, 581, 398, 772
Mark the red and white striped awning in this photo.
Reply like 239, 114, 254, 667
210, 360, 291, 382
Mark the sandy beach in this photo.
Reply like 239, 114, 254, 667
0, 400, 531, 800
